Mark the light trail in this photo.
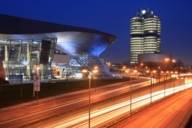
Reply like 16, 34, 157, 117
53, 82, 192, 128
0, 80, 149, 125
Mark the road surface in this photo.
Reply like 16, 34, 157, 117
0, 78, 187, 128
0, 79, 149, 128
112, 87, 192, 128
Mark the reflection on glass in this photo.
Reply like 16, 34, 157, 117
0, 39, 55, 84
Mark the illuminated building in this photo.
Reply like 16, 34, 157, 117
130, 9, 161, 64
0, 14, 115, 84
139, 53, 169, 63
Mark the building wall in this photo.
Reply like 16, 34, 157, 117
139, 54, 168, 63
130, 17, 144, 64
130, 9, 161, 64
0, 39, 55, 83
53, 54, 70, 64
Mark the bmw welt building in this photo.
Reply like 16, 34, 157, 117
0, 14, 115, 84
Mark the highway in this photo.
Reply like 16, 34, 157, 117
0, 79, 150, 128
40, 79, 187, 128
112, 85, 192, 128
0, 78, 188, 128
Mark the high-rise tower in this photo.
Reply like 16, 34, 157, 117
130, 9, 161, 64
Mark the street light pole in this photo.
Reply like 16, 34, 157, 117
150, 75, 153, 104
88, 73, 91, 128
172, 73, 176, 93
81, 67, 98, 128
163, 74, 166, 97
184, 76, 187, 90
150, 70, 156, 104
130, 85, 132, 116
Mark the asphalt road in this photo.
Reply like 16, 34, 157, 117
0, 79, 149, 128
112, 86, 192, 128
49, 79, 185, 128
0, 78, 187, 128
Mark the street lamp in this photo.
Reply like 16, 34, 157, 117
140, 63, 144, 67
81, 67, 99, 128
160, 70, 166, 97
133, 69, 138, 73
164, 58, 176, 71
125, 69, 130, 73
172, 59, 176, 63
122, 66, 127, 70
93, 65, 99, 70
124, 69, 133, 115
164, 71, 170, 96
166, 71, 169, 80
150, 70, 156, 104
172, 72, 177, 93
146, 70, 150, 74
164, 58, 170, 63
106, 62, 112, 68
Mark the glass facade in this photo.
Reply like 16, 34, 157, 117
0, 14, 116, 83
130, 9, 161, 65
130, 17, 144, 64
0, 39, 56, 84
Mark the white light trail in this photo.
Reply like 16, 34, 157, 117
53, 82, 192, 128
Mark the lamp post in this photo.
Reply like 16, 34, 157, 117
129, 84, 133, 116
124, 69, 132, 115
165, 71, 170, 96
121, 66, 127, 78
150, 70, 156, 104
160, 71, 166, 97
184, 75, 186, 89
171, 71, 177, 93
88, 73, 91, 128
81, 67, 99, 128
164, 57, 176, 71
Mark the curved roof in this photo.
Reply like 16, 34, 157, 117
0, 14, 116, 57
0, 14, 115, 38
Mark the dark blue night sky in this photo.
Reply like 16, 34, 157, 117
0, 0, 192, 64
